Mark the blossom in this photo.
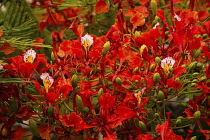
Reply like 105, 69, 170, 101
40, 73, 54, 93
153, 22, 160, 29
161, 57, 175, 72
174, 14, 181, 21
0, 64, 3, 70
24, 49, 36, 63
81, 34, 93, 49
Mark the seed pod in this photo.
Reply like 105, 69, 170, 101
29, 119, 39, 136
155, 57, 161, 65
150, 0, 157, 16
47, 105, 54, 116
71, 74, 79, 88
193, 111, 201, 120
194, 49, 201, 59
137, 121, 146, 132
115, 77, 122, 86
150, 64, 156, 72
153, 73, 161, 84
102, 41, 110, 56
97, 88, 104, 98
158, 90, 164, 100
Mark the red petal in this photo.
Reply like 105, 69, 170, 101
99, 93, 115, 109
38, 125, 52, 140
12, 126, 26, 140
95, 0, 109, 14
0, 42, 15, 55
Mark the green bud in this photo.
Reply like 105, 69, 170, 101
188, 62, 196, 71
192, 79, 198, 83
159, 0, 165, 6
155, 57, 161, 65
192, 72, 200, 77
193, 111, 201, 120
137, 121, 146, 132
194, 49, 201, 59
92, 96, 98, 107
51, 52, 54, 60
155, 16, 160, 21
47, 105, 54, 116
199, 76, 206, 82
29, 119, 39, 136
134, 31, 141, 36
139, 44, 147, 56
196, 62, 203, 67
115, 77, 122, 86
176, 119, 182, 126
158, 90, 164, 100
133, 67, 138, 72
71, 74, 79, 88
154, 113, 160, 119
191, 83, 196, 87
150, 64, 156, 72
76, 94, 84, 112
202, 34, 208, 39
97, 88, 104, 98
1, 127, 8, 136
190, 136, 197, 140
150, 0, 157, 16
102, 41, 110, 56
175, 78, 180, 81
153, 73, 161, 84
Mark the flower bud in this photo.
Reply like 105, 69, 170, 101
196, 62, 203, 67
137, 121, 146, 132
71, 74, 79, 88
158, 90, 164, 100
76, 94, 84, 112
159, 0, 165, 6
154, 113, 160, 119
191, 83, 196, 87
149, 64, 156, 72
190, 136, 197, 140
150, 0, 157, 16
29, 119, 39, 136
139, 44, 147, 56
188, 62, 196, 71
97, 88, 104, 98
194, 49, 201, 59
153, 73, 161, 84
102, 41, 110, 56
199, 76, 206, 82
115, 77, 122, 86
175, 77, 180, 81
192, 72, 199, 77
176, 119, 182, 126
1, 127, 8, 136
47, 105, 54, 116
193, 110, 201, 120
134, 31, 141, 36
155, 57, 161, 65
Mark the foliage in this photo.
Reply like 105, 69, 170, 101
0, 0, 210, 140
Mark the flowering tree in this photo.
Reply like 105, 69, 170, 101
0, 0, 210, 140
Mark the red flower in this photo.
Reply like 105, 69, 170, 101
12, 126, 26, 140
98, 93, 116, 109
60, 112, 91, 131
95, 0, 109, 14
